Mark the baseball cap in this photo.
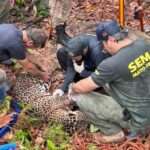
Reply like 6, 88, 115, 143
96, 20, 128, 41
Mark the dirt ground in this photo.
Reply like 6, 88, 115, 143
1, 0, 150, 149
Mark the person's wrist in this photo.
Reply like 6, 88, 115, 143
68, 83, 75, 95
71, 83, 76, 93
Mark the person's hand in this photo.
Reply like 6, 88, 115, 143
52, 89, 64, 97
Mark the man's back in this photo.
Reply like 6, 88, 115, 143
0, 24, 26, 62
0, 24, 21, 43
93, 37, 150, 134
105, 38, 150, 100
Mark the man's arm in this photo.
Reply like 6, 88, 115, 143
80, 69, 93, 77
19, 58, 40, 74
71, 76, 99, 93
71, 59, 119, 94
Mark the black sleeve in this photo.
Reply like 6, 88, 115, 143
90, 40, 110, 66
7, 42, 26, 60
80, 69, 92, 77
60, 58, 76, 92
93, 47, 110, 67
91, 59, 119, 86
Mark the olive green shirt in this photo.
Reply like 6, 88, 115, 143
92, 38, 150, 134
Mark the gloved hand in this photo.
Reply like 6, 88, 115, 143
52, 89, 64, 97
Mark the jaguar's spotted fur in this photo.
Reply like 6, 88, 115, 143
13, 73, 88, 134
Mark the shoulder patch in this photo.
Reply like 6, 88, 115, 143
94, 70, 100, 75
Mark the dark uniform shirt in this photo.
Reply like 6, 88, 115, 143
0, 24, 26, 62
92, 38, 150, 134
61, 34, 109, 92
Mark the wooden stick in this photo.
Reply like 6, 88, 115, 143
137, 0, 144, 32
119, 0, 125, 27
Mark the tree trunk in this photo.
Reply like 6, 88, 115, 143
49, 0, 72, 27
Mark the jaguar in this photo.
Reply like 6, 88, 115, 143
13, 73, 88, 134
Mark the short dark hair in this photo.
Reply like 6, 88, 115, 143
26, 28, 47, 48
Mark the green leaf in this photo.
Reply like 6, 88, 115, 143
13, 130, 33, 150
27, 48, 33, 53
16, 0, 25, 6
0, 96, 12, 114
90, 124, 99, 133
88, 144, 98, 150
47, 139, 57, 150
44, 124, 71, 150
13, 62, 23, 70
